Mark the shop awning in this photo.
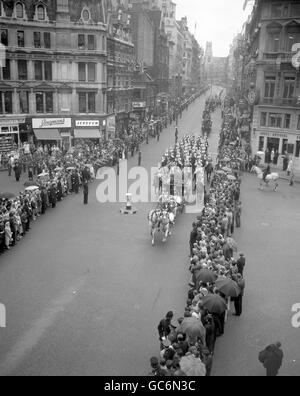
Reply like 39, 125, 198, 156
74, 129, 101, 139
34, 129, 62, 141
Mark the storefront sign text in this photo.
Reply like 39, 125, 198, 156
33, 118, 71, 129
76, 120, 100, 128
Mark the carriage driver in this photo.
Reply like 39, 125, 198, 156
263, 164, 271, 183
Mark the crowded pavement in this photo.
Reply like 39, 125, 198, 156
0, 88, 299, 376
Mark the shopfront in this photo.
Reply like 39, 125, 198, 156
254, 130, 300, 170
73, 118, 106, 144
131, 101, 146, 122
32, 118, 72, 147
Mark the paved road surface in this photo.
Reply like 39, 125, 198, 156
0, 88, 222, 376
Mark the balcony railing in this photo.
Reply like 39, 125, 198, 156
261, 97, 300, 107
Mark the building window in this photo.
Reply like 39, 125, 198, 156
260, 112, 267, 127
88, 63, 96, 82
2, 59, 10, 80
283, 77, 295, 98
44, 62, 52, 81
78, 63, 96, 82
0, 91, 13, 114
264, 76, 276, 98
17, 31, 25, 47
19, 91, 29, 113
44, 32, 51, 48
34, 32, 41, 48
291, 3, 300, 16
296, 141, 300, 158
35, 61, 52, 81
268, 33, 280, 52
1, 29, 8, 46
79, 92, 86, 112
88, 35, 95, 50
78, 92, 95, 113
284, 114, 291, 129
78, 63, 86, 81
297, 115, 300, 130
268, 113, 282, 128
36, 92, 44, 113
15, 2, 24, 19
37, 5, 45, 20
78, 34, 85, 50
36, 91, 53, 113
18, 60, 27, 80
35, 61, 43, 80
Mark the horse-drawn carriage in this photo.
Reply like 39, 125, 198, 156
148, 194, 185, 246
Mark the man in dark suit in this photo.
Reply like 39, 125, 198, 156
83, 182, 89, 205
237, 253, 246, 276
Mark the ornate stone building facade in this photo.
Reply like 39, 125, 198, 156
0, 0, 107, 148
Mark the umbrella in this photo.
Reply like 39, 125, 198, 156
54, 167, 63, 172
0, 192, 16, 200
196, 269, 217, 284
222, 167, 232, 173
215, 278, 241, 298
226, 237, 238, 252
177, 317, 206, 345
202, 294, 227, 315
227, 175, 236, 181
25, 186, 40, 192
38, 173, 49, 177
23, 181, 39, 188
180, 355, 206, 377
257, 151, 265, 156
215, 170, 225, 175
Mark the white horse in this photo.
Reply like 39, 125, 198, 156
251, 166, 279, 191
148, 209, 173, 246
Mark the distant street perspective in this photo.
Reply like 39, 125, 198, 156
1, 0, 300, 378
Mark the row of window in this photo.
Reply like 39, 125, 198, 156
264, 75, 296, 99
0, 91, 96, 114
0, 60, 104, 83
260, 112, 300, 130
0, 1, 46, 20
267, 31, 300, 53
1, 28, 51, 49
1, 29, 106, 51
270, 2, 300, 18
0, 2, 94, 24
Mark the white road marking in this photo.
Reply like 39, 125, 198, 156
0, 276, 86, 376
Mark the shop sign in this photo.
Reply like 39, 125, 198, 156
76, 120, 100, 128
33, 118, 71, 129
0, 118, 25, 126
132, 102, 146, 109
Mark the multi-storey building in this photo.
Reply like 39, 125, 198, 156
0, 0, 107, 151
204, 41, 228, 87
243, 0, 300, 170
179, 17, 193, 96
107, 0, 135, 136
163, 1, 184, 99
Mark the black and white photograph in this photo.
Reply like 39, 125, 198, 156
0, 0, 299, 378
